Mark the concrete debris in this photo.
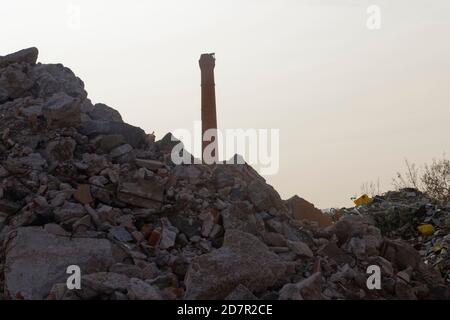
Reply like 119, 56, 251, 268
183, 229, 291, 299
0, 48, 448, 300
225, 284, 258, 300
4, 227, 113, 299
286, 195, 333, 227
0, 47, 38, 69
337, 188, 450, 286
279, 272, 323, 300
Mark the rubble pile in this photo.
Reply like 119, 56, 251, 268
339, 188, 450, 285
0, 48, 448, 300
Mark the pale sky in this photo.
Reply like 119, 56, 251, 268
2, 0, 450, 208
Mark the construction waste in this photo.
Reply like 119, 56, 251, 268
337, 188, 450, 287
0, 48, 448, 300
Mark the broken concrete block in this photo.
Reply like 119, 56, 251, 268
4, 226, 114, 299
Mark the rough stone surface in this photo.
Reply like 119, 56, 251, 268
0, 48, 447, 301
110, 144, 133, 158
45, 137, 76, 163
73, 184, 94, 204
184, 229, 290, 299
4, 227, 114, 299
279, 272, 323, 300
42, 92, 81, 127
79, 272, 130, 299
0, 47, 38, 68
225, 284, 258, 300
286, 195, 333, 227
117, 179, 164, 209
135, 158, 164, 171
77, 120, 146, 148
287, 240, 314, 258
127, 278, 163, 300
88, 103, 123, 122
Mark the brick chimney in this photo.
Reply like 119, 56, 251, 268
199, 53, 218, 163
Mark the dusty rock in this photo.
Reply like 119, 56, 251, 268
368, 256, 394, 276
287, 240, 314, 258
169, 215, 202, 238
5, 153, 47, 171
184, 229, 290, 299
77, 120, 146, 148
317, 241, 353, 265
279, 272, 323, 300
44, 223, 70, 236
395, 281, 417, 300
117, 179, 164, 210
110, 226, 133, 242
247, 180, 284, 211
30, 63, 87, 99
0, 47, 39, 68
286, 195, 332, 227
22, 104, 42, 117
47, 283, 74, 300
148, 229, 161, 247
72, 215, 92, 232
45, 137, 76, 163
110, 144, 133, 158
81, 153, 109, 175
54, 201, 86, 223
50, 190, 73, 207
110, 263, 143, 279
381, 239, 422, 270
263, 232, 287, 247
88, 103, 123, 122
92, 134, 125, 153
334, 215, 370, 245
131, 230, 145, 243
4, 227, 114, 299
0, 165, 8, 178
73, 184, 94, 204
0, 199, 21, 217
160, 218, 178, 249
135, 158, 164, 171
0, 65, 33, 103
127, 278, 163, 300
221, 201, 264, 235
225, 284, 258, 300
79, 272, 130, 299
344, 237, 367, 259
213, 167, 235, 189
42, 92, 81, 127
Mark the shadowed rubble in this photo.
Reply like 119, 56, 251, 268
0, 48, 448, 300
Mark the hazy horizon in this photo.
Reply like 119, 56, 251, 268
3, 0, 450, 208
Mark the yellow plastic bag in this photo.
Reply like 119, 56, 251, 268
417, 224, 434, 236
353, 194, 372, 206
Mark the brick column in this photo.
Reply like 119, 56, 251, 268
199, 53, 218, 163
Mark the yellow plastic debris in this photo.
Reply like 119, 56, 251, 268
353, 194, 372, 206
417, 224, 434, 236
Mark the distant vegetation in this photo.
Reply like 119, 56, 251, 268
358, 155, 450, 204
393, 155, 450, 203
